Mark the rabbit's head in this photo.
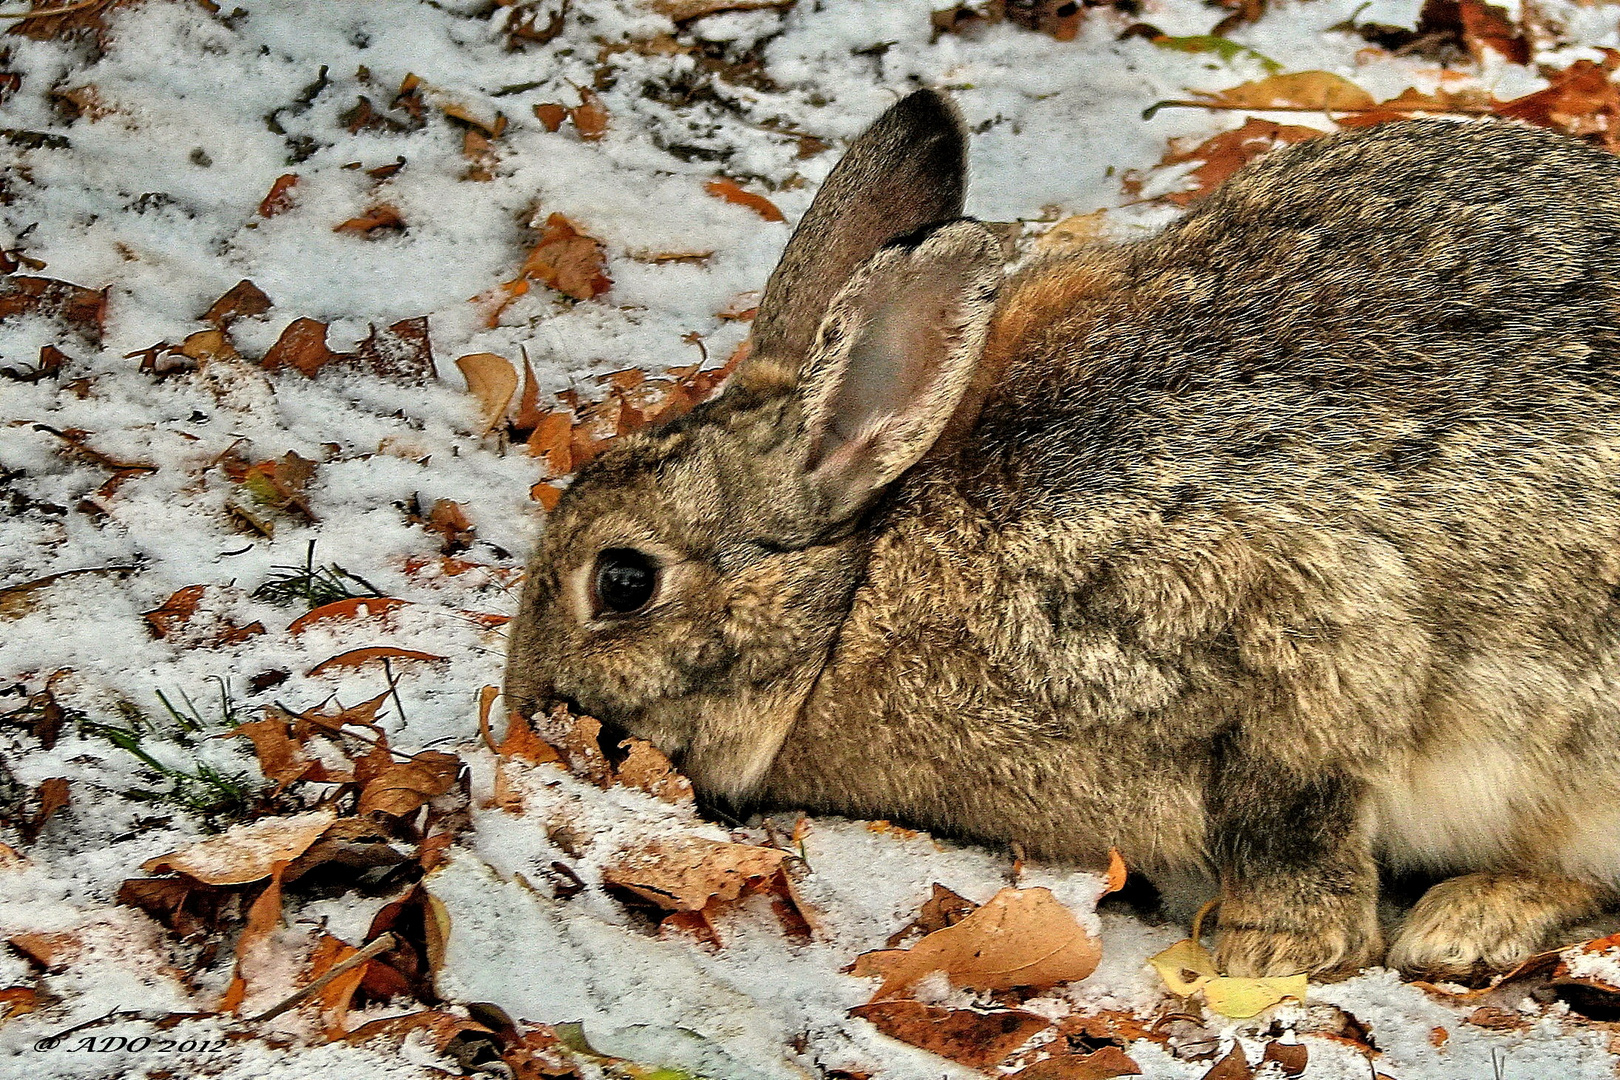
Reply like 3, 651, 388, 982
503, 91, 1003, 802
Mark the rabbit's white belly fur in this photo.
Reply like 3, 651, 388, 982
1372, 742, 1620, 884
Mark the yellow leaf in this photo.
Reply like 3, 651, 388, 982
1148, 938, 1217, 996
455, 352, 519, 435
1148, 938, 1306, 1017
1194, 71, 1375, 112
1204, 973, 1308, 1018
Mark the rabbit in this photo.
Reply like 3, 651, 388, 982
505, 88, 1620, 981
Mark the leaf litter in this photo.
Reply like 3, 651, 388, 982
7, 1, 1620, 1079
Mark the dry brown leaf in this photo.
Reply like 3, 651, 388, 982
258, 173, 299, 218
1259, 1041, 1307, 1078
0, 987, 38, 1020
704, 177, 785, 222
356, 315, 437, 382
853, 886, 1100, 999
516, 213, 612, 301
358, 751, 462, 817
512, 356, 547, 434
0, 275, 107, 341
145, 811, 336, 885
1457, 0, 1527, 63
220, 862, 289, 1013
1497, 57, 1620, 151
142, 584, 206, 638
1192, 71, 1375, 112
335, 204, 406, 236
613, 737, 693, 803
457, 352, 519, 434
1159, 118, 1324, 206
203, 279, 272, 328
886, 883, 977, 948
308, 933, 369, 1039
262, 317, 338, 377
534, 101, 567, 132
20, 776, 68, 844
8, 931, 76, 968
1009, 1047, 1142, 1080
847, 1001, 1051, 1070
1200, 1043, 1252, 1080
572, 86, 608, 140
308, 646, 446, 676
602, 836, 787, 912
241, 451, 317, 520
1102, 847, 1127, 895
527, 410, 575, 474
530, 481, 564, 511
229, 713, 316, 792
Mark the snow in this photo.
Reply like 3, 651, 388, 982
3, 0, 1620, 1077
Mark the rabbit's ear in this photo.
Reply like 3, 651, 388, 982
750, 90, 967, 369
798, 220, 1001, 520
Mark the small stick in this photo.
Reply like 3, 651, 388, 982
248, 932, 396, 1024
381, 657, 410, 729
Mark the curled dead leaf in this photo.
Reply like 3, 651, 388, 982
308, 646, 446, 676
286, 597, 409, 635
456, 352, 519, 435
1010, 1046, 1142, 1079
704, 177, 784, 222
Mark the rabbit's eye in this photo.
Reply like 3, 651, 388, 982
591, 548, 659, 616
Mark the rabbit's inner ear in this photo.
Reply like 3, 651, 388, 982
748, 89, 967, 372
800, 220, 1002, 520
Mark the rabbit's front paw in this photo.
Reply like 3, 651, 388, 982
1387, 872, 1608, 981
1215, 895, 1382, 978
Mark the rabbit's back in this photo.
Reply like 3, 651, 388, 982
846, 118, 1620, 873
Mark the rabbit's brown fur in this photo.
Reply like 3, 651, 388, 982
506, 95, 1620, 980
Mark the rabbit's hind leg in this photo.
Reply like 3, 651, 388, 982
1385, 872, 1611, 980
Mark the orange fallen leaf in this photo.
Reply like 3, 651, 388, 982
511, 355, 547, 434
7, 931, 76, 969
308, 646, 446, 676
142, 585, 206, 638
534, 102, 567, 131
530, 481, 563, 510
704, 177, 784, 222
603, 836, 787, 912
1200, 1043, 1252, 1080
308, 933, 369, 1039
203, 279, 271, 328
1103, 847, 1127, 895
514, 213, 612, 302
886, 883, 977, 947
0, 987, 37, 1020
1159, 117, 1323, 206
456, 352, 519, 435
144, 810, 336, 886
286, 597, 410, 635
262, 317, 339, 377
854, 886, 1100, 999
258, 173, 299, 218
572, 86, 609, 140
335, 204, 406, 235
0, 276, 107, 340
527, 410, 574, 473
1259, 1041, 1307, 1078
498, 708, 562, 766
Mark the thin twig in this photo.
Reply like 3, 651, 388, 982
248, 933, 396, 1024
1146, 99, 1500, 119
381, 657, 410, 729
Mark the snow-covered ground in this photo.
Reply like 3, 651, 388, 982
5, 0, 1620, 1077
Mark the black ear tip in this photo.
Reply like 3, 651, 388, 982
893, 88, 962, 131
